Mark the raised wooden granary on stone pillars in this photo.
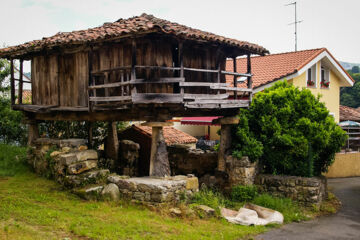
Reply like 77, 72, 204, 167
0, 13, 269, 177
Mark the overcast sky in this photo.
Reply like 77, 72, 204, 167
2, 0, 360, 63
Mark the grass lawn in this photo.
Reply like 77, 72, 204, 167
0, 144, 270, 240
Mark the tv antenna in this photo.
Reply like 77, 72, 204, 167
285, 2, 303, 51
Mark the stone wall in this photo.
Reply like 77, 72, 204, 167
108, 175, 199, 205
255, 174, 327, 206
168, 144, 217, 177
226, 156, 258, 187
28, 138, 199, 206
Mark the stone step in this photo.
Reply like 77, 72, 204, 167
63, 169, 110, 188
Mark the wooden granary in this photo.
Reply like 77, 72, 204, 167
0, 14, 268, 176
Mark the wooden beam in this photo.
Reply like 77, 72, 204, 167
184, 93, 229, 100
179, 42, 184, 95
183, 67, 218, 73
89, 96, 131, 102
186, 99, 249, 104
88, 47, 93, 111
10, 59, 15, 105
209, 86, 253, 92
18, 59, 23, 104
233, 57, 237, 99
91, 65, 131, 74
131, 39, 137, 95
132, 93, 183, 104
88, 81, 131, 90
130, 77, 184, 84
221, 71, 252, 77
135, 65, 180, 71
141, 122, 173, 127
180, 82, 227, 87
247, 53, 253, 103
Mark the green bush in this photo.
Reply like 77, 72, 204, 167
252, 194, 308, 223
191, 187, 226, 213
0, 144, 28, 176
231, 185, 258, 202
232, 81, 347, 177
0, 97, 27, 145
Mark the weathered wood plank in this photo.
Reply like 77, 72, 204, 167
209, 86, 253, 92
130, 78, 184, 84
221, 71, 252, 77
18, 59, 23, 104
183, 93, 229, 100
135, 65, 180, 71
91, 65, 132, 75
179, 82, 227, 87
132, 93, 183, 104
183, 67, 218, 73
89, 96, 131, 102
88, 81, 131, 90
10, 59, 15, 105
186, 99, 249, 104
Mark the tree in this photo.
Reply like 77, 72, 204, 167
232, 81, 347, 177
351, 65, 360, 74
0, 59, 10, 92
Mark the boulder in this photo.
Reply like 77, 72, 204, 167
67, 160, 98, 175
101, 183, 120, 201
194, 205, 215, 218
169, 207, 182, 217
63, 169, 110, 188
186, 177, 199, 190
74, 185, 104, 200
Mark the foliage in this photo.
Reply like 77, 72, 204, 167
190, 187, 226, 214
0, 59, 10, 92
232, 113, 263, 161
252, 194, 308, 223
231, 185, 258, 202
351, 66, 360, 74
0, 97, 27, 145
0, 144, 28, 176
340, 70, 360, 108
233, 81, 347, 177
39, 121, 128, 149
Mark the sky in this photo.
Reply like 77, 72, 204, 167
1, 0, 360, 64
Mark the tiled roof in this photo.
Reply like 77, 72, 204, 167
132, 125, 197, 145
0, 13, 269, 58
340, 105, 360, 122
226, 48, 329, 89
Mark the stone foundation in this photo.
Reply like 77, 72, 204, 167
108, 175, 198, 205
255, 174, 327, 206
168, 144, 217, 177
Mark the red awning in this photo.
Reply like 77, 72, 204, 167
180, 116, 221, 126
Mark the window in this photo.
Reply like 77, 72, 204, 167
320, 67, 330, 89
307, 64, 316, 87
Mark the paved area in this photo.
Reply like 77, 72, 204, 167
256, 177, 360, 240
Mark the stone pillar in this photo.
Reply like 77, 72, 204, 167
27, 120, 39, 146
105, 122, 119, 161
142, 122, 173, 177
213, 117, 239, 172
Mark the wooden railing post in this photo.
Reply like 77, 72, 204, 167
232, 57, 237, 99
131, 39, 137, 96
247, 54, 252, 103
88, 46, 93, 111
18, 59, 23, 104
178, 42, 184, 95
10, 59, 15, 106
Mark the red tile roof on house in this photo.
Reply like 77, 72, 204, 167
340, 105, 360, 122
0, 13, 269, 58
225, 48, 354, 89
132, 125, 197, 145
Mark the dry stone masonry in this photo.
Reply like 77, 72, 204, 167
28, 138, 199, 205
255, 174, 327, 206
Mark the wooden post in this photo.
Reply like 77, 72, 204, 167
10, 59, 15, 106
216, 49, 221, 95
233, 57, 237, 99
131, 39, 137, 96
213, 117, 240, 172
27, 120, 39, 146
178, 42, 184, 95
18, 59, 23, 104
105, 122, 119, 160
88, 47, 94, 111
142, 122, 173, 177
247, 54, 252, 103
